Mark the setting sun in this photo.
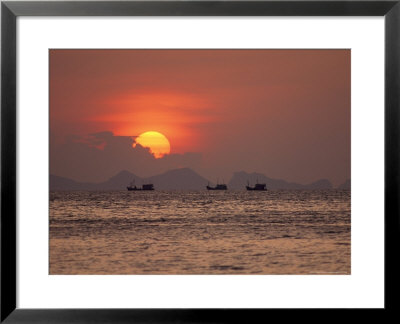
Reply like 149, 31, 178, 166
134, 131, 171, 158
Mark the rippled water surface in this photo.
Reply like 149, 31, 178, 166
50, 190, 350, 274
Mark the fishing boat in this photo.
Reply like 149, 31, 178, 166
206, 182, 227, 190
246, 180, 267, 191
141, 184, 154, 190
127, 180, 154, 191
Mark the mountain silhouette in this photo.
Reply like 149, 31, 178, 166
307, 179, 333, 189
50, 168, 336, 191
228, 171, 333, 190
50, 168, 209, 191
148, 168, 209, 190
50, 174, 97, 191
50, 170, 140, 191
100, 170, 142, 190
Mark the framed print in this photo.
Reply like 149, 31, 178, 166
1, 0, 399, 322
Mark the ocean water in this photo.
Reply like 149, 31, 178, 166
49, 190, 350, 275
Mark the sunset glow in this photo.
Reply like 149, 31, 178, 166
50, 49, 350, 185
134, 131, 171, 158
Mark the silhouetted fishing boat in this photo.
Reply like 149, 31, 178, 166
141, 184, 154, 190
246, 180, 267, 191
206, 182, 227, 190
127, 180, 154, 191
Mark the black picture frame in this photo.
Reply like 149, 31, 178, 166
1, 0, 399, 322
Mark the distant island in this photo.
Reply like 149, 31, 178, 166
50, 168, 350, 191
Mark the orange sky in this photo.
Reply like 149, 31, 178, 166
50, 49, 350, 185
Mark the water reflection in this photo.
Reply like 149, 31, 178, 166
50, 190, 350, 274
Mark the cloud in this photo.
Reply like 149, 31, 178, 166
50, 132, 202, 182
